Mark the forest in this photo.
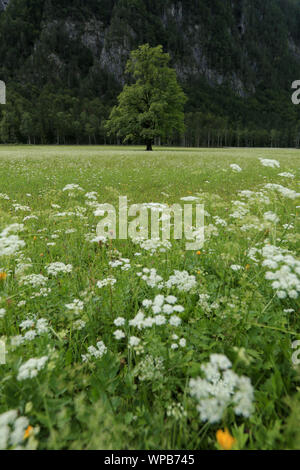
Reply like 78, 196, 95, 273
0, 0, 300, 147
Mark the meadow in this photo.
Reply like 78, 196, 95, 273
0, 145, 299, 450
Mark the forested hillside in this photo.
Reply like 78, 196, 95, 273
1, 0, 300, 146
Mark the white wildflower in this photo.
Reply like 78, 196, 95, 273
82, 341, 107, 362
96, 277, 116, 288
114, 317, 126, 327
17, 356, 48, 381
230, 164, 242, 172
166, 270, 197, 292
129, 336, 140, 347
259, 158, 280, 169
113, 330, 126, 340
169, 315, 182, 327
46, 262, 73, 276
189, 354, 254, 424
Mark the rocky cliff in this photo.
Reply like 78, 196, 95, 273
0, 0, 9, 11
1, 0, 300, 96
0, 0, 300, 146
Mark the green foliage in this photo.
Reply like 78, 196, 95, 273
0, 0, 300, 145
0, 146, 299, 449
105, 44, 186, 150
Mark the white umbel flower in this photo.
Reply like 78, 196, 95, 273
259, 158, 280, 169
189, 354, 254, 424
17, 356, 48, 381
113, 330, 125, 340
129, 336, 140, 347
82, 341, 107, 362
46, 262, 73, 276
230, 164, 242, 172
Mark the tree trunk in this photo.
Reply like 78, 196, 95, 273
146, 141, 153, 151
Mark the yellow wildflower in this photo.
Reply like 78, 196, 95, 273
216, 428, 236, 450
24, 425, 33, 440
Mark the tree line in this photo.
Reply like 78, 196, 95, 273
1, 87, 299, 148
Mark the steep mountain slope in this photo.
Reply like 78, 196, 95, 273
0, 0, 9, 10
0, 0, 300, 146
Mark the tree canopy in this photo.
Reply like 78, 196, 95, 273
105, 44, 186, 150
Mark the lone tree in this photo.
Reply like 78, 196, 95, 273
105, 44, 186, 151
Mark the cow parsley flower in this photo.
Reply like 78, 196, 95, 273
1, 224, 24, 236
129, 311, 146, 329
17, 356, 48, 381
142, 294, 185, 316
154, 315, 167, 326
23, 215, 38, 222
89, 235, 108, 244
23, 330, 37, 341
152, 305, 162, 314
230, 201, 249, 219
278, 172, 295, 179
12, 204, 31, 212
230, 164, 242, 172
180, 196, 199, 201
162, 304, 174, 314
135, 355, 164, 381
173, 305, 185, 313
258, 244, 300, 299
0, 410, 30, 450
82, 341, 107, 362
113, 329, 126, 340
114, 317, 126, 327
46, 262, 73, 276
153, 294, 164, 306
264, 211, 279, 223
231, 265, 242, 272
165, 270, 197, 292
213, 216, 227, 227
65, 299, 84, 314
109, 258, 131, 271
96, 277, 116, 288
189, 354, 254, 424
139, 268, 164, 288
165, 295, 177, 304
169, 315, 182, 327
134, 237, 171, 254
264, 183, 300, 200
30, 287, 51, 299
62, 184, 83, 192
166, 402, 187, 420
0, 230, 25, 257
142, 299, 153, 308
259, 158, 280, 169
129, 336, 140, 347
20, 273, 48, 287
85, 191, 98, 200
73, 319, 86, 331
